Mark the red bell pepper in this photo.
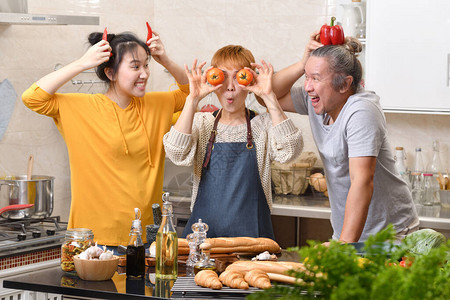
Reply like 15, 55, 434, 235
146, 22, 153, 44
102, 27, 108, 41
320, 17, 345, 45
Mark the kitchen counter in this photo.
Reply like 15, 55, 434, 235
271, 194, 450, 232
3, 250, 301, 299
3, 267, 269, 299
4, 266, 157, 299
3, 251, 300, 300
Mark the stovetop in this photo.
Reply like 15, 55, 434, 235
0, 216, 67, 256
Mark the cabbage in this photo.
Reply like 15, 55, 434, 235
404, 228, 446, 255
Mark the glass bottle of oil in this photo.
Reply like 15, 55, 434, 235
155, 192, 178, 279
126, 208, 145, 278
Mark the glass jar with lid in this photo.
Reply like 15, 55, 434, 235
61, 228, 94, 273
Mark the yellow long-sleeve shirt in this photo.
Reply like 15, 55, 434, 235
22, 83, 189, 246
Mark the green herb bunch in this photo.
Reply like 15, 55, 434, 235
247, 225, 449, 300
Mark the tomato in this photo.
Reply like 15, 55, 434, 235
236, 69, 253, 86
206, 68, 224, 86
399, 257, 413, 268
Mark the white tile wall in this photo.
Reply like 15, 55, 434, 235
0, 0, 448, 221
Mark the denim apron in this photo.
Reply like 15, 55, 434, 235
182, 109, 274, 239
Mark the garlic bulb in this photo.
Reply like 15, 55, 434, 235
99, 251, 114, 260
78, 243, 114, 260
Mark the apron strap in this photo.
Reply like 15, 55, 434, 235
245, 108, 253, 150
203, 109, 222, 169
203, 108, 253, 169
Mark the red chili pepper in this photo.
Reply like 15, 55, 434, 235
146, 22, 153, 44
102, 27, 108, 41
320, 17, 345, 45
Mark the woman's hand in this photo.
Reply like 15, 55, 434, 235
76, 40, 111, 71
36, 40, 111, 95
147, 31, 169, 66
184, 59, 220, 107
173, 59, 218, 134
244, 60, 275, 103
245, 60, 288, 125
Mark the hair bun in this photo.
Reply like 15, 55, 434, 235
344, 37, 362, 56
88, 32, 103, 45
87, 32, 115, 45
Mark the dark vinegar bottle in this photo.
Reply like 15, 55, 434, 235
126, 245, 145, 277
126, 208, 145, 278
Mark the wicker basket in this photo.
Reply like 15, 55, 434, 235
271, 152, 318, 195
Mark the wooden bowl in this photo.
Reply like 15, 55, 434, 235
73, 255, 119, 281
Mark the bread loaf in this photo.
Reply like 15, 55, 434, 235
244, 269, 271, 289
179, 237, 281, 254
194, 270, 222, 290
151, 237, 281, 256
219, 270, 249, 290
226, 261, 305, 276
266, 272, 299, 284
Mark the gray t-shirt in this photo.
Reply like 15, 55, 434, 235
291, 86, 418, 241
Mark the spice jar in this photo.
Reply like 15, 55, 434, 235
61, 228, 94, 273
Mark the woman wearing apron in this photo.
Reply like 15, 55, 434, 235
163, 45, 303, 238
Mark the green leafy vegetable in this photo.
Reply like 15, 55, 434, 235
248, 225, 449, 300
403, 228, 446, 255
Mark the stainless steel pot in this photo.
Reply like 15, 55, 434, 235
0, 175, 54, 219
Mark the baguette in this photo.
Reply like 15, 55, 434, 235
219, 270, 249, 290
267, 273, 300, 284
226, 261, 305, 276
151, 237, 281, 256
244, 269, 271, 289
194, 270, 222, 290
180, 237, 281, 254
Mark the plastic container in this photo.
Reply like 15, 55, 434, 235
61, 228, 94, 273
440, 190, 450, 208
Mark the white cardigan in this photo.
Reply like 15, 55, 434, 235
163, 111, 303, 211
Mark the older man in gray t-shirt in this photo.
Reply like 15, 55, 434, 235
291, 86, 418, 241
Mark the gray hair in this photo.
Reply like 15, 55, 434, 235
311, 37, 363, 93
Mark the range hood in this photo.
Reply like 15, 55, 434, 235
0, 0, 99, 25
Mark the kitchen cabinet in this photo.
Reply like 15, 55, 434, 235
365, 0, 450, 114
272, 215, 333, 248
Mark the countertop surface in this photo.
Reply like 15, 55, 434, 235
271, 194, 450, 230
3, 252, 300, 300
172, 193, 450, 230
3, 265, 201, 299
